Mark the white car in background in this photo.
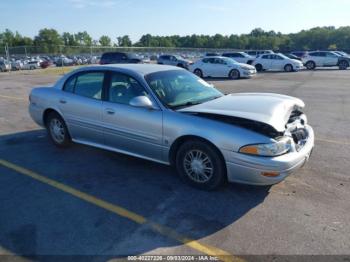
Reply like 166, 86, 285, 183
222, 52, 255, 64
23, 61, 41, 70
302, 51, 350, 70
189, 56, 256, 79
253, 53, 303, 72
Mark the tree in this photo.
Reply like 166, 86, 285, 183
117, 35, 132, 47
75, 31, 92, 46
34, 28, 63, 53
99, 35, 112, 46
62, 32, 77, 46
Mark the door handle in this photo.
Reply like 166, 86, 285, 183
59, 99, 67, 104
105, 108, 115, 115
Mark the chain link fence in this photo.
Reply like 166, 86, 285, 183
0, 45, 240, 60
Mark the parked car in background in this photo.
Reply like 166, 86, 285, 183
291, 51, 308, 58
0, 60, 11, 72
302, 51, 350, 70
55, 57, 75, 67
205, 52, 220, 57
23, 61, 41, 70
11, 60, 23, 70
253, 53, 303, 72
189, 56, 256, 79
40, 60, 53, 69
157, 54, 193, 69
29, 64, 314, 190
245, 50, 274, 57
99, 52, 143, 65
222, 52, 255, 64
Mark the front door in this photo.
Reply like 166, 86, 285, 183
102, 71, 163, 161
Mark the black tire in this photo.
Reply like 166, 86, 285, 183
247, 60, 253, 65
46, 112, 71, 147
305, 61, 316, 70
338, 60, 349, 70
284, 64, 293, 72
229, 69, 240, 80
194, 68, 203, 78
255, 64, 263, 72
175, 140, 226, 190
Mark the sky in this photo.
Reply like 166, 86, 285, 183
1, 0, 350, 43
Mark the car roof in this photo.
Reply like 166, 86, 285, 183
71, 64, 183, 76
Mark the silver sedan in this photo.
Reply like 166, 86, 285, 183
29, 64, 314, 190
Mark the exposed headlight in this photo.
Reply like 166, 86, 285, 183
239, 137, 292, 157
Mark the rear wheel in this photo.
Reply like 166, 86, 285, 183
339, 60, 349, 70
176, 140, 226, 190
255, 64, 263, 72
306, 61, 316, 70
194, 68, 203, 78
284, 64, 293, 72
46, 112, 71, 147
229, 69, 240, 80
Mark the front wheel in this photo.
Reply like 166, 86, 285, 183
339, 60, 349, 70
194, 68, 203, 78
176, 140, 226, 190
46, 112, 71, 147
284, 64, 293, 72
255, 64, 263, 72
229, 69, 240, 80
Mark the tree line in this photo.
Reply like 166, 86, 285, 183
1, 26, 350, 54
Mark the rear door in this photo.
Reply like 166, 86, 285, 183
213, 58, 230, 77
260, 54, 272, 69
309, 52, 324, 66
58, 71, 105, 144
201, 58, 216, 76
270, 54, 285, 70
102, 71, 163, 160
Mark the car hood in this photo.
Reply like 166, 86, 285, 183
179, 93, 305, 132
291, 59, 303, 65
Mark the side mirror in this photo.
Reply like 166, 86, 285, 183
129, 96, 156, 109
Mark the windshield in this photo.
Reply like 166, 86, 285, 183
174, 55, 184, 60
277, 53, 290, 59
145, 70, 223, 109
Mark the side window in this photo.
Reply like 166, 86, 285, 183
207, 58, 216, 64
326, 52, 337, 57
202, 58, 209, 63
63, 76, 76, 93
275, 55, 283, 60
108, 73, 147, 105
310, 52, 319, 57
261, 55, 269, 59
74, 72, 104, 100
216, 58, 226, 64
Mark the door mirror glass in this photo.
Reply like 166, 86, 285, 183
129, 96, 155, 109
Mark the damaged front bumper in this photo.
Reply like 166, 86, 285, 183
223, 125, 314, 185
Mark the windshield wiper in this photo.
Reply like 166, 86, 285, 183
170, 95, 222, 110
170, 101, 203, 110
